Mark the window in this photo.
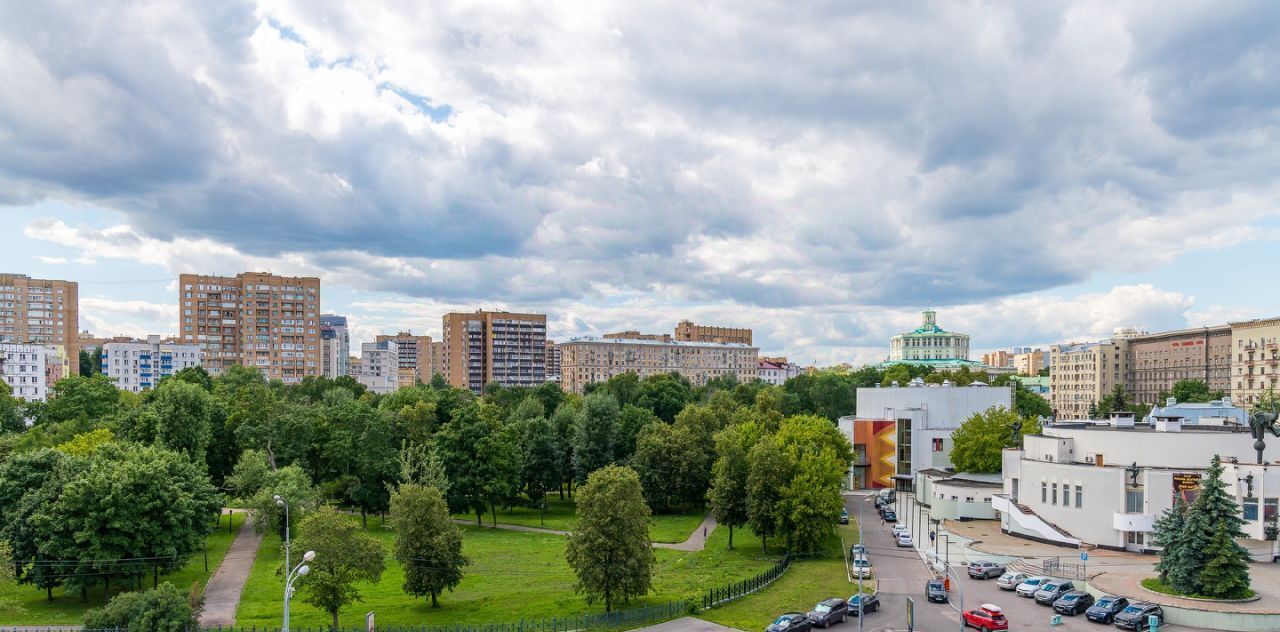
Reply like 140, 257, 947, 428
1075, 485, 1082, 508
1063, 486, 1071, 507
1244, 499, 1259, 521
932, 438, 944, 452
1266, 499, 1279, 522
1125, 489, 1144, 513
1052, 483, 1058, 505
1041, 482, 1047, 503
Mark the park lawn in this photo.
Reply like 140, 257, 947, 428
0, 510, 246, 625
698, 523, 867, 631
451, 496, 706, 544
236, 514, 776, 628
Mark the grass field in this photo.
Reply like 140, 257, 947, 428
236, 514, 778, 627
450, 496, 707, 544
0, 510, 246, 625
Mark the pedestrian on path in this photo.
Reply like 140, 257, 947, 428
703, 526, 707, 538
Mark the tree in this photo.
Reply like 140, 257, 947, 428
395, 442, 450, 494
168, 366, 214, 392
880, 365, 912, 387
551, 402, 579, 498
949, 407, 1040, 473
0, 381, 24, 434
806, 371, 857, 420
436, 403, 521, 525
294, 508, 386, 628
1189, 455, 1250, 597
573, 393, 619, 483
636, 373, 692, 422
0, 448, 72, 597
1169, 379, 1224, 404
248, 465, 321, 539
565, 465, 654, 612
747, 438, 794, 554
707, 424, 756, 548
1152, 500, 1190, 586
391, 484, 468, 607
55, 427, 115, 456
783, 450, 844, 554
1097, 385, 1143, 417
615, 404, 658, 461
123, 379, 216, 462
520, 417, 562, 522
600, 372, 642, 408
1200, 522, 1251, 598
1009, 380, 1052, 419
0, 541, 20, 615
631, 423, 706, 511
78, 348, 102, 377
228, 449, 272, 500
41, 374, 120, 425
82, 582, 197, 632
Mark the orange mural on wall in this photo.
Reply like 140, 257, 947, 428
852, 419, 897, 488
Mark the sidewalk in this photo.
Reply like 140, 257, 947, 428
199, 512, 263, 628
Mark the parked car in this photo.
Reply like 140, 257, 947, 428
852, 557, 873, 579
878, 488, 895, 502
1014, 576, 1049, 598
1033, 580, 1076, 606
1085, 595, 1129, 624
807, 598, 849, 628
891, 523, 909, 535
881, 509, 897, 522
766, 612, 813, 632
849, 544, 867, 557
847, 592, 880, 615
995, 572, 1027, 590
896, 531, 914, 547
839, 509, 849, 524
1112, 602, 1163, 630
1052, 591, 1095, 616
961, 603, 1009, 631
967, 560, 1005, 579
925, 579, 949, 603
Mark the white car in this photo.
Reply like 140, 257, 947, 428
891, 524, 909, 536
852, 557, 873, 579
996, 572, 1028, 590
1015, 576, 1050, 597
895, 532, 913, 547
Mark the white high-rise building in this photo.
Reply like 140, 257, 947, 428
0, 343, 56, 401
320, 314, 350, 378
102, 335, 203, 393
355, 340, 399, 394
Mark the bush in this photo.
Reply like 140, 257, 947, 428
82, 583, 197, 632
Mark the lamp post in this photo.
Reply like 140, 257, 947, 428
855, 497, 866, 632
282, 550, 315, 632
274, 495, 291, 580
941, 562, 964, 632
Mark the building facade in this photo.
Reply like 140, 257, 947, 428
545, 341, 561, 384
178, 273, 321, 383
981, 350, 1013, 368
355, 340, 399, 394
1230, 317, 1280, 406
889, 310, 970, 363
376, 331, 435, 385
1049, 331, 1137, 420
442, 310, 547, 394
1125, 325, 1232, 406
559, 336, 758, 394
0, 343, 56, 401
837, 383, 1012, 489
1012, 349, 1049, 376
0, 274, 79, 374
319, 315, 350, 379
758, 358, 802, 385
674, 320, 752, 345
102, 335, 203, 393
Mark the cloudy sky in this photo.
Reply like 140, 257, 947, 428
2, 1, 1279, 366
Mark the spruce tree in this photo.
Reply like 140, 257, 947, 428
1151, 500, 1188, 584
1191, 455, 1250, 597
1200, 522, 1251, 598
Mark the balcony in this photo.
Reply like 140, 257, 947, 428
1112, 512, 1157, 532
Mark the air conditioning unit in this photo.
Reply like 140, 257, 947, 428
1085, 455, 1094, 464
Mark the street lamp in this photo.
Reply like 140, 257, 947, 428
282, 550, 316, 632
940, 562, 965, 632
275, 495, 291, 579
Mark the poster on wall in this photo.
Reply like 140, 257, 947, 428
1172, 472, 1202, 505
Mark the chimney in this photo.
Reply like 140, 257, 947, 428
1166, 397, 1177, 407
1155, 416, 1182, 433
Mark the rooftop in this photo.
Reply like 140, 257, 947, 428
564, 336, 757, 350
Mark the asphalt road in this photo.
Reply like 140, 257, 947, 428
838, 492, 1199, 632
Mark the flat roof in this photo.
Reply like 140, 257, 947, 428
1038, 422, 1248, 434
563, 336, 757, 350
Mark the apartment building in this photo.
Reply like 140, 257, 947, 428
545, 341, 561, 384
758, 358, 802, 385
355, 340, 400, 394
178, 273, 321, 383
0, 274, 79, 374
442, 310, 547, 394
674, 320, 752, 345
559, 335, 758, 394
375, 331, 435, 385
981, 350, 1013, 368
0, 343, 57, 401
1126, 325, 1232, 406
102, 335, 203, 393
1013, 348, 1049, 376
319, 314, 350, 379
1230, 317, 1280, 406
1050, 332, 1135, 420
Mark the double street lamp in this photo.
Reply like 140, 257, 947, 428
274, 495, 315, 632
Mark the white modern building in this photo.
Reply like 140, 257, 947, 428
319, 314, 350, 379
102, 336, 203, 393
355, 340, 399, 394
838, 381, 1013, 490
915, 469, 1001, 521
995, 415, 1276, 557
0, 343, 56, 401
758, 359, 803, 385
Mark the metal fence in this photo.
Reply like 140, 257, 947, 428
1042, 557, 1086, 580
700, 555, 791, 610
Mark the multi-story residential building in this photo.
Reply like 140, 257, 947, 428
102, 335, 203, 393
559, 335, 758, 394
428, 341, 446, 382
545, 341, 561, 384
442, 310, 547, 394
376, 331, 435, 385
319, 315, 350, 379
758, 358, 802, 385
354, 340, 399, 394
674, 320, 752, 345
1049, 330, 1138, 420
1230, 317, 1280, 406
1013, 348, 1050, 376
178, 273, 321, 383
981, 350, 1013, 368
0, 274, 79, 374
1123, 325, 1232, 406
605, 330, 673, 342
0, 343, 56, 401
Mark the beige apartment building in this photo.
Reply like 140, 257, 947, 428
0, 274, 79, 374
559, 335, 759, 394
376, 331, 437, 385
981, 350, 1013, 368
1126, 325, 1232, 406
1050, 334, 1132, 420
442, 310, 546, 394
1013, 349, 1049, 376
178, 272, 321, 383
1230, 317, 1280, 406
675, 320, 752, 345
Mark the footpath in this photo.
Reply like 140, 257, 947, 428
199, 512, 263, 628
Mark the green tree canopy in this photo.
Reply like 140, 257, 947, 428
120, 380, 216, 463
746, 438, 794, 554
631, 422, 707, 511
391, 484, 468, 608
520, 417, 562, 521
294, 508, 386, 628
949, 407, 1040, 473
248, 464, 321, 539
42, 374, 120, 425
82, 582, 197, 632
572, 393, 619, 483
707, 423, 757, 548
1169, 379, 1224, 404
565, 465, 654, 612
615, 404, 658, 461
636, 373, 693, 422
436, 402, 521, 525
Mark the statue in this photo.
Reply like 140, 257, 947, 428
1248, 403, 1280, 465
1006, 419, 1023, 447
1126, 462, 1140, 487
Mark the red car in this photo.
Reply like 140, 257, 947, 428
962, 604, 1008, 632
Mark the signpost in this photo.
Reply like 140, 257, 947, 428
905, 596, 914, 632
1080, 551, 1088, 579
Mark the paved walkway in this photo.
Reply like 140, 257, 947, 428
451, 513, 718, 551
199, 512, 263, 628
635, 617, 741, 632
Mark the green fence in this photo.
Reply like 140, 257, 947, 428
701, 555, 790, 610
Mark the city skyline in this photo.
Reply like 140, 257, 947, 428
3, 3, 1280, 366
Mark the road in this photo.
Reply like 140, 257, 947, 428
841, 492, 1200, 632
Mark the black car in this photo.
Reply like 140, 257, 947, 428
1052, 591, 1095, 615
848, 592, 880, 615
1085, 595, 1129, 624
1113, 602, 1163, 630
807, 598, 849, 628
882, 509, 897, 522
766, 612, 813, 632
925, 579, 948, 603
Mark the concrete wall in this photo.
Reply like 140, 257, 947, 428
855, 385, 1012, 429
1015, 459, 1126, 547
1043, 426, 1259, 469
930, 480, 998, 520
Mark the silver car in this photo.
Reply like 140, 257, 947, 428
1015, 576, 1049, 597
995, 571, 1028, 590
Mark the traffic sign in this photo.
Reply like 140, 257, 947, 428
1080, 552, 1089, 561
